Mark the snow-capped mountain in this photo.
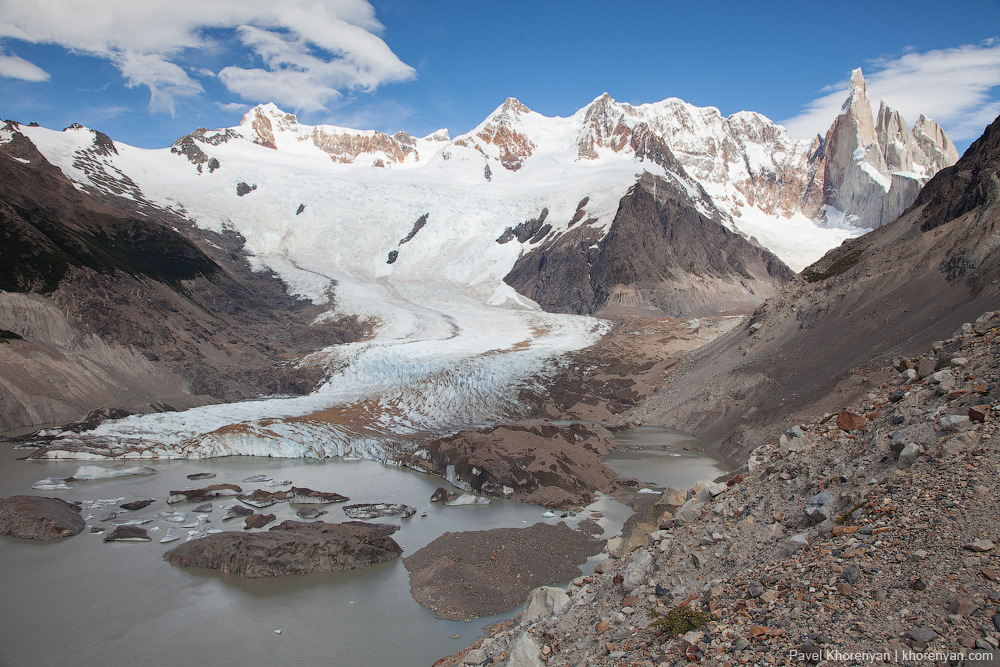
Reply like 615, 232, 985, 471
0, 75, 959, 460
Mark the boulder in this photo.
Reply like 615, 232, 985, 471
836, 410, 866, 432
164, 520, 403, 577
804, 492, 834, 524
0, 495, 86, 541
120, 499, 156, 511
522, 586, 569, 622
243, 513, 276, 530
898, 442, 922, 467
623, 550, 653, 590
508, 631, 544, 667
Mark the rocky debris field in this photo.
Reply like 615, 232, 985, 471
163, 519, 403, 577
0, 495, 86, 541
440, 311, 1000, 666
404, 522, 606, 621
399, 421, 621, 509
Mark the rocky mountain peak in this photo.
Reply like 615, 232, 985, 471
875, 100, 923, 173
577, 92, 635, 159
456, 97, 538, 171
821, 69, 958, 228
913, 113, 961, 173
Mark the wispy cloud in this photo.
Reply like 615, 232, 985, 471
0, 52, 49, 80
781, 41, 1000, 142
215, 101, 249, 114
0, 0, 415, 115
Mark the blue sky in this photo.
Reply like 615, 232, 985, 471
1, 0, 998, 152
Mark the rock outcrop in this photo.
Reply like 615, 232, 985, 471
163, 520, 402, 577
0, 495, 86, 541
503, 172, 794, 316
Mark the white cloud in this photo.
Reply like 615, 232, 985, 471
781, 42, 1000, 142
0, 52, 49, 80
216, 101, 250, 113
0, 0, 415, 114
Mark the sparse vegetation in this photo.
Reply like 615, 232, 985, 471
649, 604, 709, 635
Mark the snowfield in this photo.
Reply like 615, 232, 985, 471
16, 98, 871, 460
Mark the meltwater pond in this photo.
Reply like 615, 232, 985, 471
0, 427, 729, 667
602, 427, 735, 490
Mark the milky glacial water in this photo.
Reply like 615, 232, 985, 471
0, 428, 727, 667
602, 427, 735, 489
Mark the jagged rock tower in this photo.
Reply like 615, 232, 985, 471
820, 69, 959, 227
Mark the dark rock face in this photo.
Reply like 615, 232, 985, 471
916, 113, 1000, 233
403, 522, 604, 619
163, 520, 403, 577
0, 495, 86, 541
398, 421, 619, 509
503, 172, 793, 316
235, 182, 256, 197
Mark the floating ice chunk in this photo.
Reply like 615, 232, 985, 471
264, 479, 292, 487
99, 511, 117, 522
193, 503, 213, 512
542, 510, 556, 517
110, 517, 154, 526
69, 465, 157, 480
444, 493, 491, 506
242, 475, 272, 483
32, 477, 71, 490
159, 511, 189, 523
638, 488, 660, 494
343, 503, 416, 520
160, 527, 181, 543
104, 526, 151, 542
187, 472, 216, 480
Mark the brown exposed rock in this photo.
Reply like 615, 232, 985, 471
402, 522, 604, 620
836, 410, 867, 432
0, 495, 86, 541
243, 513, 276, 530
163, 520, 402, 577
969, 405, 990, 423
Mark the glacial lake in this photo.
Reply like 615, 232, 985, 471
0, 426, 731, 667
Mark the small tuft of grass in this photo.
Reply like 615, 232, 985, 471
649, 604, 709, 635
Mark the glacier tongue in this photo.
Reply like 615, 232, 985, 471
41, 279, 609, 461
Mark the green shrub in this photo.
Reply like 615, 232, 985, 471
649, 604, 709, 635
